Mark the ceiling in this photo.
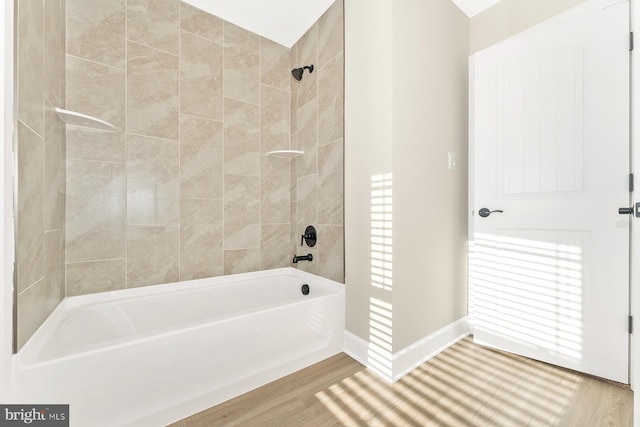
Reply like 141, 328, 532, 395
450, 0, 503, 17
183, 0, 336, 47
182, 0, 503, 47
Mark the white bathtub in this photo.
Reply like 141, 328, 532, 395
12, 268, 345, 426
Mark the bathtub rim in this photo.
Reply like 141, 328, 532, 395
16, 268, 344, 368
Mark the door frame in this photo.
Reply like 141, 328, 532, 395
626, 0, 640, 417
468, 0, 636, 388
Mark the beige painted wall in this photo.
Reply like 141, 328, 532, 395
392, 0, 469, 352
344, 0, 393, 342
341, 0, 591, 355
345, 0, 586, 354
345, 0, 469, 353
470, 0, 586, 53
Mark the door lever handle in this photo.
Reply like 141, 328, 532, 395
478, 208, 503, 218
619, 203, 640, 217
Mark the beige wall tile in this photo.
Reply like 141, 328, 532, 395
290, 43, 299, 135
44, 105, 64, 232
180, 30, 223, 121
127, 226, 179, 287
16, 232, 64, 350
66, 259, 126, 296
289, 146, 298, 201
224, 249, 259, 275
57, 218, 66, 297
290, 86, 298, 136
17, 122, 44, 293
65, 56, 126, 163
261, 224, 291, 270
180, 1, 223, 44
224, 22, 259, 104
126, 134, 179, 226
127, 41, 179, 140
16, 278, 60, 350
317, 225, 344, 283
16, 0, 67, 348
224, 98, 260, 176
180, 198, 223, 280
60, 0, 66, 86
261, 37, 290, 91
16, 279, 41, 350
44, 230, 64, 306
127, 0, 179, 54
289, 150, 304, 253
296, 24, 318, 108
18, 0, 44, 136
290, 201, 298, 253
180, 115, 223, 199
224, 174, 260, 250
66, 0, 126, 68
44, 0, 63, 107
318, 53, 344, 145
318, 139, 344, 225
66, 159, 125, 262
297, 99, 318, 177
54, 1, 346, 305
261, 155, 289, 224
297, 174, 318, 232
318, 0, 344, 68
260, 85, 289, 153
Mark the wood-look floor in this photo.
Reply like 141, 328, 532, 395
169, 337, 633, 426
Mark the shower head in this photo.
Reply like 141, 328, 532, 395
291, 68, 304, 81
291, 65, 314, 81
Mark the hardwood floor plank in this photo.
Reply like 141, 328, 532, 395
171, 337, 633, 427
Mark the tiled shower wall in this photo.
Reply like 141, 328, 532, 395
290, 1, 344, 283
64, 0, 293, 294
15, 0, 67, 350
15, 0, 343, 348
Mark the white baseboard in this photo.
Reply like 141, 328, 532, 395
344, 316, 470, 383
391, 317, 470, 382
343, 330, 394, 383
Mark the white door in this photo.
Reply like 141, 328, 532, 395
470, 0, 630, 383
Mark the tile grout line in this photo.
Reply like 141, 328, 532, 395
64, 53, 125, 72
124, 0, 129, 291
259, 36, 262, 271
126, 39, 179, 58
41, 0, 46, 304
178, 3, 182, 283
222, 20, 226, 275
316, 22, 320, 276
63, 0, 68, 298
179, 26, 223, 48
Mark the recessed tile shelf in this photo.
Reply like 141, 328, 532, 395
55, 108, 117, 132
265, 150, 304, 158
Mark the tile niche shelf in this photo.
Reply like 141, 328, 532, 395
265, 150, 304, 159
54, 108, 116, 132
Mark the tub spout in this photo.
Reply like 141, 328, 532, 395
292, 254, 313, 263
